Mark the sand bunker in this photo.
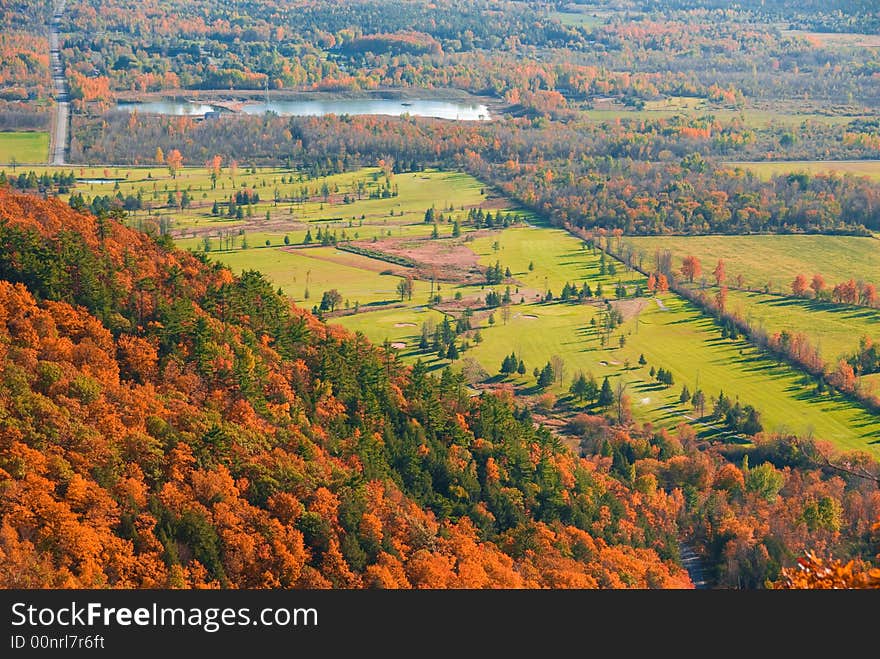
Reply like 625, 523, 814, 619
521, 314, 538, 320
390, 342, 406, 349
393, 322, 417, 328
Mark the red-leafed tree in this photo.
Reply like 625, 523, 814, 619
810, 273, 826, 298
791, 274, 808, 297
166, 149, 183, 178
681, 255, 701, 283
713, 259, 726, 286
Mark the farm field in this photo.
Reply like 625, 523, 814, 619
624, 234, 880, 292
0, 131, 49, 164
724, 160, 880, 181
579, 99, 866, 127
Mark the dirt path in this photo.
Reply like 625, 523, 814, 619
352, 235, 487, 284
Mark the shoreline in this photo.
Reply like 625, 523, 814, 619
112, 87, 508, 120
114, 86, 504, 107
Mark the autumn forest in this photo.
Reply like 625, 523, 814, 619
0, 0, 879, 592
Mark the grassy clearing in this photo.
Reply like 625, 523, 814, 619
724, 160, 880, 181
780, 29, 880, 49
469, 224, 644, 295
0, 131, 49, 164
459, 287, 880, 456
336, 222, 880, 456
712, 287, 880, 362
624, 234, 880, 291
10, 165, 495, 247
612, 295, 880, 454
552, 10, 612, 28
333, 305, 447, 354
215, 245, 433, 307
578, 101, 862, 127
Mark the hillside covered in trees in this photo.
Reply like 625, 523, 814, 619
0, 187, 695, 588
0, 187, 877, 589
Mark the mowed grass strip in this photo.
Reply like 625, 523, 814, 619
332, 305, 447, 355
624, 234, 880, 292
469, 225, 644, 295
613, 295, 880, 456
212, 245, 424, 307
0, 131, 49, 164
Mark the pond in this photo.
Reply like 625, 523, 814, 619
116, 98, 491, 121
117, 101, 220, 116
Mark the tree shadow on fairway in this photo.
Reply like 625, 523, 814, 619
668, 316, 702, 326
731, 352, 766, 365
633, 381, 665, 392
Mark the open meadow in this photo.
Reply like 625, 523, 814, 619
0, 131, 49, 164
624, 234, 880, 292
709, 287, 880, 364
724, 160, 880, 181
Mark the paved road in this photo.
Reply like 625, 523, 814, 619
679, 543, 709, 589
49, 1, 68, 165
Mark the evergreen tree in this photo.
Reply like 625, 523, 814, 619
570, 372, 589, 401
598, 376, 614, 407
537, 362, 555, 389
419, 323, 431, 351
679, 384, 691, 404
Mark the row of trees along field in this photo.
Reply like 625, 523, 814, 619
0, 187, 877, 588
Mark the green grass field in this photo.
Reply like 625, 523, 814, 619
334, 222, 880, 456
612, 294, 880, 454
708, 287, 880, 363
624, 234, 880, 292
724, 160, 880, 181
333, 305, 448, 353
469, 225, 644, 294
552, 9, 612, 28
215, 246, 433, 307
579, 101, 864, 127
14, 166, 497, 248
0, 131, 49, 164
